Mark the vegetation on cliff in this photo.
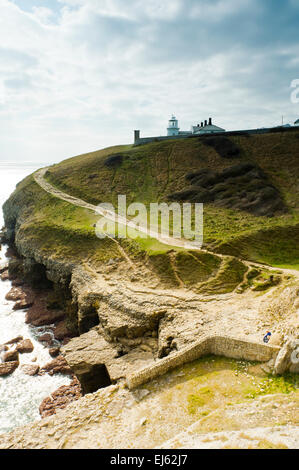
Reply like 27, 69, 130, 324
3, 129, 299, 295
43, 129, 299, 268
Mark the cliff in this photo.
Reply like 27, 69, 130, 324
1, 130, 298, 447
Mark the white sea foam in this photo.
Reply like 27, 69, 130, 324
0, 164, 71, 434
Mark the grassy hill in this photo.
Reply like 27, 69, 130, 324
43, 130, 299, 268
3, 129, 299, 293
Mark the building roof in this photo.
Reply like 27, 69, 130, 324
193, 124, 225, 134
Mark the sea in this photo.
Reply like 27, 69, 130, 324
0, 162, 70, 434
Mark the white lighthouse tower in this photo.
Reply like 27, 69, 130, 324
167, 115, 180, 136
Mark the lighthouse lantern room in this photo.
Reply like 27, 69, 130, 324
167, 115, 180, 136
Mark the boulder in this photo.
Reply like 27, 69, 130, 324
3, 349, 19, 362
49, 347, 60, 358
16, 339, 34, 353
21, 364, 40, 376
5, 287, 25, 302
273, 339, 294, 375
0, 361, 18, 376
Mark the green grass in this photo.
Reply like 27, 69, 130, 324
3, 175, 121, 267
4, 129, 299, 275
43, 131, 299, 267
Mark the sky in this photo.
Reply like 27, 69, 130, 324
0, 0, 299, 164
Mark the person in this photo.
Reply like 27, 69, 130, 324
263, 331, 272, 343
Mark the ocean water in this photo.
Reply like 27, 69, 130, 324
0, 163, 71, 434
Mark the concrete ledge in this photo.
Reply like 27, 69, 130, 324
126, 335, 280, 389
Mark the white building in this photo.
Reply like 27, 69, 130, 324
167, 115, 180, 136
167, 116, 225, 136
191, 118, 225, 134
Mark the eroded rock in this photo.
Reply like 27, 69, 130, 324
5, 287, 25, 302
40, 355, 72, 376
39, 377, 82, 418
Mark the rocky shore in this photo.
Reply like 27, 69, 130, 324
0, 240, 83, 418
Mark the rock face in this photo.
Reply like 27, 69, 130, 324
39, 377, 82, 418
25, 299, 65, 327
0, 361, 18, 376
274, 337, 299, 375
40, 355, 73, 376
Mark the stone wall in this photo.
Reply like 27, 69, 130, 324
126, 334, 280, 389
133, 126, 299, 146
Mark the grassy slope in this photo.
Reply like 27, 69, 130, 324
44, 130, 299, 268
3, 175, 121, 267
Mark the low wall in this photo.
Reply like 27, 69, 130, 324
133, 126, 299, 146
134, 134, 192, 146
126, 335, 280, 389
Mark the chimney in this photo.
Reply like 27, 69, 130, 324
204, 120, 207, 126
134, 130, 140, 143
209, 117, 212, 125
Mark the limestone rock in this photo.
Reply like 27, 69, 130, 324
62, 328, 155, 393
270, 333, 283, 346
273, 339, 294, 375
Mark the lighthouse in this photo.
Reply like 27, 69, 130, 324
167, 115, 180, 136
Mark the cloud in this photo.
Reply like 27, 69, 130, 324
0, 0, 299, 163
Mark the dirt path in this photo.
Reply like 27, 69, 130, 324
34, 168, 298, 279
